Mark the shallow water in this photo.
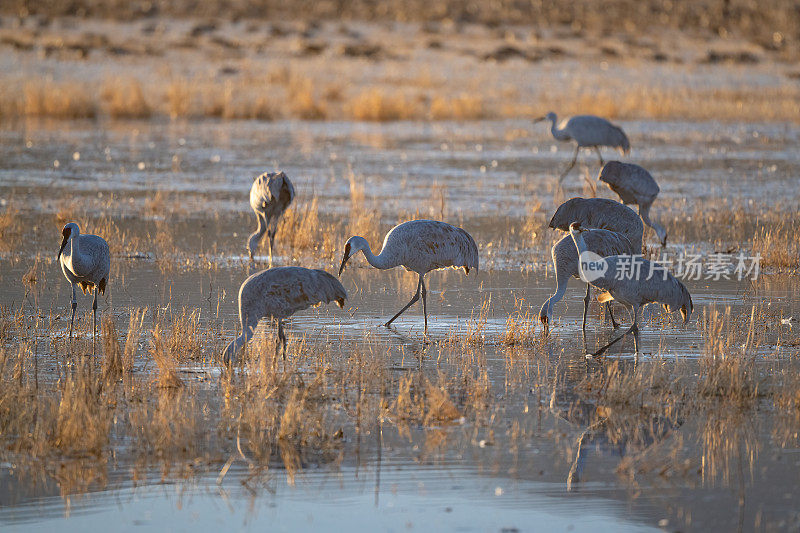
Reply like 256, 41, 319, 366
1, 118, 799, 531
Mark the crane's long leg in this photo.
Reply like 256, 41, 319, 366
421, 277, 428, 334
606, 303, 620, 328
267, 223, 277, 268
591, 306, 639, 357
69, 283, 77, 339
92, 286, 98, 356
582, 283, 591, 331
558, 146, 580, 183
277, 320, 287, 360
593, 146, 604, 166
385, 277, 421, 328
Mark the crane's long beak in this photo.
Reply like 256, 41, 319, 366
534, 116, 546, 123
338, 243, 351, 277
57, 234, 69, 261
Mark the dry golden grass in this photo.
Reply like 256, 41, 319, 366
752, 221, 800, 270
0, 202, 23, 253
101, 77, 152, 119
2, 69, 799, 122
166, 77, 194, 118
698, 305, 761, 407
123, 308, 146, 373
101, 316, 124, 386
277, 197, 340, 260
206, 80, 276, 120
55, 363, 112, 454
149, 323, 186, 389
19, 80, 97, 119
288, 76, 327, 120
348, 88, 419, 121
506, 85, 800, 123
501, 302, 539, 346
347, 172, 384, 245
429, 93, 486, 120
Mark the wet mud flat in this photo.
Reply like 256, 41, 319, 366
0, 116, 799, 531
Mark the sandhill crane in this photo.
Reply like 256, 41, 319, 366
549, 197, 644, 253
338, 219, 478, 333
543, 197, 643, 330
247, 171, 295, 266
599, 161, 667, 247
539, 229, 636, 331
57, 222, 111, 354
535, 112, 630, 182
223, 266, 347, 364
569, 222, 692, 356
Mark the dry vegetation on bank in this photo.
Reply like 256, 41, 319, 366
1, 3, 799, 123
3, 70, 799, 123
4, 0, 799, 50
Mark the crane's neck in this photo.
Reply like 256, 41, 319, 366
354, 237, 397, 270
62, 233, 87, 273
223, 323, 256, 365
248, 214, 267, 256
639, 205, 667, 246
550, 117, 570, 142
569, 229, 589, 256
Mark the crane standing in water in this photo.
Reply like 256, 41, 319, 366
539, 229, 636, 332
535, 112, 630, 182
569, 222, 692, 357
338, 220, 478, 334
541, 197, 644, 330
223, 266, 347, 364
57, 222, 111, 355
598, 161, 668, 247
247, 171, 295, 266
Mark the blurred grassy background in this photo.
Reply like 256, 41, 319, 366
4, 0, 798, 46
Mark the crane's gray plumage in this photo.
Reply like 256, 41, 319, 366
599, 161, 668, 247
536, 112, 630, 182
223, 266, 347, 364
247, 171, 295, 266
338, 219, 478, 333
539, 229, 636, 330
549, 197, 644, 253
569, 223, 692, 356
57, 222, 111, 354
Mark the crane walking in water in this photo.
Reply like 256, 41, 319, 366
338, 220, 478, 334
57, 222, 111, 355
540, 229, 636, 332
247, 171, 295, 266
569, 222, 692, 357
223, 266, 347, 364
535, 112, 630, 182
599, 161, 668, 247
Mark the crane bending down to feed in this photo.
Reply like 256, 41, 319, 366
338, 220, 479, 333
57, 222, 111, 355
569, 222, 692, 357
223, 266, 347, 364
599, 161, 667, 247
247, 171, 295, 266
535, 112, 630, 182
539, 229, 636, 332
544, 197, 643, 330
548, 197, 644, 253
